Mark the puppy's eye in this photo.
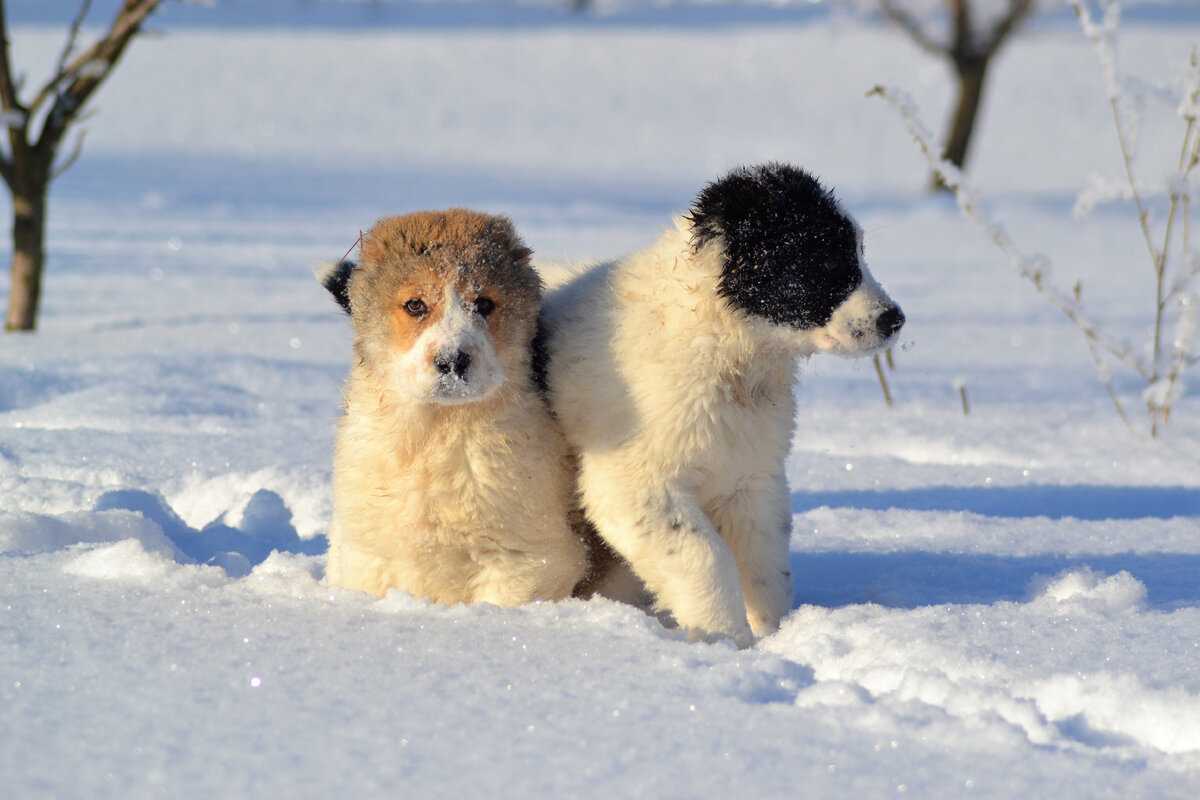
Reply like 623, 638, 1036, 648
474, 297, 495, 317
403, 298, 427, 317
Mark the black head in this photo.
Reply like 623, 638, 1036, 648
687, 163, 863, 329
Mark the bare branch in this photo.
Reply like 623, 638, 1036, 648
32, 0, 167, 150
872, 353, 894, 406
1083, 335, 1136, 434
0, 0, 23, 191
878, 0, 947, 57
21, 1, 96, 138
0, 0, 21, 116
948, 0, 972, 58
53, 1, 95, 89
51, 127, 87, 181
982, 0, 1035, 55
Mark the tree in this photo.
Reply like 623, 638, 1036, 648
2, 0, 170, 332
871, 0, 1035, 190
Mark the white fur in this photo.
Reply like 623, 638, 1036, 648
540, 217, 900, 646
393, 286, 504, 404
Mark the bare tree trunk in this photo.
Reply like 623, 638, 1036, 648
6, 186, 47, 331
879, 0, 1033, 192
4, 133, 52, 331
932, 56, 989, 191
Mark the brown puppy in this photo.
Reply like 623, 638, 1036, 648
322, 210, 586, 605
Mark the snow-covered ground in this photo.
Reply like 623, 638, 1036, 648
3, 1, 1200, 797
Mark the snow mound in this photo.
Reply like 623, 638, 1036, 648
1033, 673, 1200, 754
1028, 567, 1148, 612
243, 551, 328, 600
766, 566, 1198, 762
62, 538, 225, 589
0, 508, 180, 557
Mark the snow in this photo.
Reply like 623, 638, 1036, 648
2, 1, 1200, 798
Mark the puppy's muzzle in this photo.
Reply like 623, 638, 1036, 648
435, 349, 472, 380
876, 306, 905, 339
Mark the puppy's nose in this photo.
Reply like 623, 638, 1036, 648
876, 306, 905, 338
435, 349, 472, 379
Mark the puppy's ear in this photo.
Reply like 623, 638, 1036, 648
488, 215, 533, 267
318, 259, 357, 315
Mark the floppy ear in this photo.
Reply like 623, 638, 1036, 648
488, 215, 533, 267
317, 259, 356, 315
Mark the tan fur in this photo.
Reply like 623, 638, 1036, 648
326, 209, 587, 605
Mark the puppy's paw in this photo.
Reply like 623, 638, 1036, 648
746, 596, 789, 639
748, 615, 781, 640
685, 621, 756, 650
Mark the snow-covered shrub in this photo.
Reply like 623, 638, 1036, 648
871, 0, 1200, 436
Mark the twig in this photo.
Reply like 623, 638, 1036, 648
339, 230, 364, 265
51, 127, 87, 180
52, 0, 95, 91
953, 378, 970, 416
878, 0, 945, 57
1085, 335, 1136, 433
873, 353, 893, 407
984, 0, 1035, 54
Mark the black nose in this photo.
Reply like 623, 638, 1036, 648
434, 349, 471, 379
877, 306, 905, 338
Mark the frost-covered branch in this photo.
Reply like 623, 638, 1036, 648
870, 3, 1200, 436
1073, 1, 1161, 281
869, 85, 1148, 375
1069, 0, 1200, 433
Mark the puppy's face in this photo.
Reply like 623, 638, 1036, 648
689, 163, 904, 356
344, 210, 541, 405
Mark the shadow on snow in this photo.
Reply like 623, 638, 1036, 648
790, 484, 1200, 609
95, 488, 327, 578
791, 484, 1200, 521
791, 550, 1200, 610
89, 483, 1197, 608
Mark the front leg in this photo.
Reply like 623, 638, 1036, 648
578, 461, 754, 648
706, 471, 795, 637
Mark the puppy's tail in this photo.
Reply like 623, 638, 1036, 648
317, 259, 356, 315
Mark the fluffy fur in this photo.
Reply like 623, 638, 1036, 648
323, 209, 587, 605
538, 164, 904, 646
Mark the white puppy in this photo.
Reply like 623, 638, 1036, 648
323, 209, 587, 605
537, 164, 904, 646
